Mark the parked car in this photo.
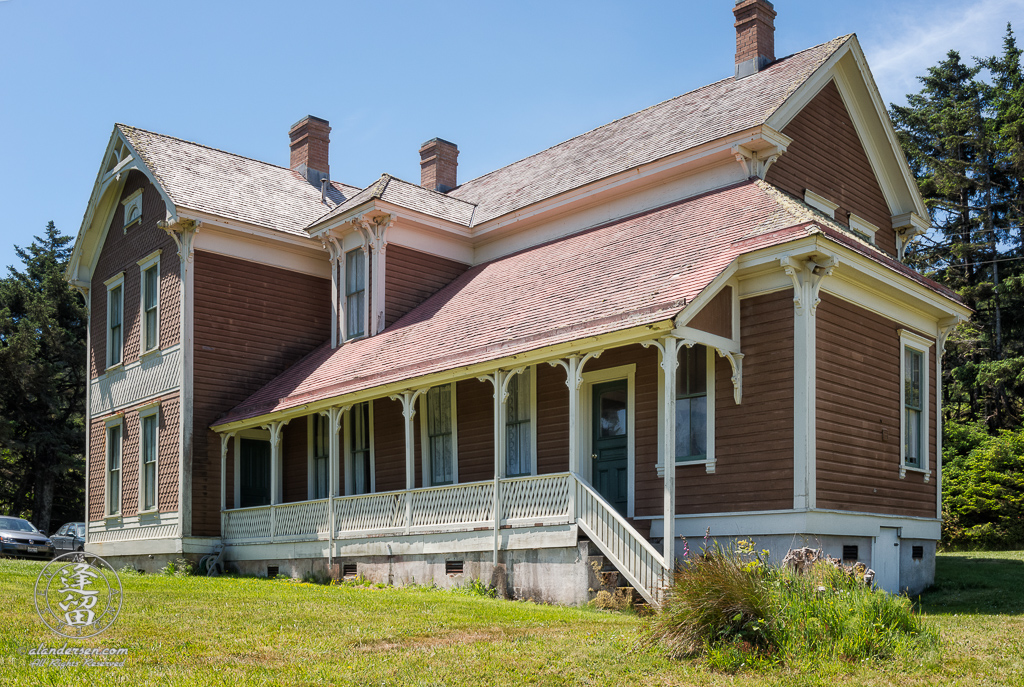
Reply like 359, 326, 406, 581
51, 522, 86, 556
0, 516, 54, 560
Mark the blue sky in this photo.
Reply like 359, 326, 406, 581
0, 0, 1021, 273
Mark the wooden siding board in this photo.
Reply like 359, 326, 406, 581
372, 397, 406, 493
686, 286, 732, 339
815, 292, 935, 517
191, 251, 330, 536
384, 245, 469, 328
456, 378, 494, 483
536, 362, 570, 474
283, 416, 308, 504
766, 80, 897, 257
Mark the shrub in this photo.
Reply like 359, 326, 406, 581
652, 541, 937, 670
452, 579, 497, 598
160, 558, 194, 577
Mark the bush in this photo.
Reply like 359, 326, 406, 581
161, 558, 194, 577
651, 542, 937, 670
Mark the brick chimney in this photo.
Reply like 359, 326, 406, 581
289, 115, 331, 185
419, 138, 459, 193
733, 0, 776, 79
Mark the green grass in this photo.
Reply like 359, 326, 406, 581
0, 553, 1021, 685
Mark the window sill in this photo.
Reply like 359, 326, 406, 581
140, 347, 161, 361
105, 362, 124, 374
899, 465, 931, 482
656, 459, 716, 477
137, 507, 159, 517
104, 513, 122, 523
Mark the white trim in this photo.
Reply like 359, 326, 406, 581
138, 404, 160, 513
804, 190, 839, 218
121, 188, 143, 230
137, 250, 162, 355
899, 329, 933, 480
581, 363, 636, 518
848, 214, 879, 244
104, 417, 124, 518
420, 383, 459, 486
104, 272, 125, 371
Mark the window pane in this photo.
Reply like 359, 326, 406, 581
599, 389, 627, 438
905, 408, 921, 466
345, 249, 365, 338
689, 396, 707, 456
144, 266, 158, 310
145, 462, 156, 510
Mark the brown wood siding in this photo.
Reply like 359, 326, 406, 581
384, 244, 469, 328
373, 397, 406, 492
456, 378, 494, 483
192, 251, 330, 536
283, 416, 308, 504
89, 171, 180, 378
88, 393, 180, 521
635, 291, 795, 517
815, 292, 935, 516
766, 80, 897, 257
536, 362, 570, 474
687, 286, 732, 339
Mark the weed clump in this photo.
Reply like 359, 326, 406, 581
651, 539, 937, 670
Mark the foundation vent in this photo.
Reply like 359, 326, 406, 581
267, 565, 279, 578
842, 545, 858, 562
912, 546, 924, 560
445, 560, 464, 576
342, 563, 358, 579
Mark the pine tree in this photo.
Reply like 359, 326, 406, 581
0, 222, 87, 533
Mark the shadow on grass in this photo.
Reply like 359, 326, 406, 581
920, 555, 1024, 616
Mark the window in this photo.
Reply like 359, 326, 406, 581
505, 371, 533, 477
676, 344, 708, 462
423, 385, 456, 486
312, 414, 329, 499
351, 402, 372, 494
804, 189, 838, 218
849, 214, 879, 244
106, 422, 122, 516
899, 330, 931, 478
122, 189, 143, 230
345, 248, 365, 339
137, 250, 161, 353
842, 545, 859, 562
140, 410, 158, 511
105, 273, 125, 368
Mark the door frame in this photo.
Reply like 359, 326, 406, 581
581, 363, 636, 518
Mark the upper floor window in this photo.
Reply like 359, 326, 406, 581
676, 344, 709, 463
122, 189, 143, 231
506, 370, 533, 477
137, 250, 161, 353
140, 408, 159, 511
104, 273, 125, 369
345, 249, 365, 339
899, 329, 931, 479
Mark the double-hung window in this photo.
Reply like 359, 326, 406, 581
140, 409, 158, 511
105, 273, 125, 368
106, 421, 123, 516
312, 414, 329, 499
675, 344, 709, 463
351, 402, 372, 494
424, 385, 456, 486
138, 250, 161, 353
506, 371, 533, 477
345, 249, 365, 339
900, 330, 931, 477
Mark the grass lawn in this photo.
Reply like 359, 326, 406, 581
0, 552, 1021, 686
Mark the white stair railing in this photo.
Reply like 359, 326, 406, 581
573, 475, 667, 606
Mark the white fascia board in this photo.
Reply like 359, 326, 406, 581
309, 199, 472, 242
469, 125, 789, 240
210, 319, 676, 433
647, 508, 941, 540
187, 212, 331, 278
674, 261, 740, 327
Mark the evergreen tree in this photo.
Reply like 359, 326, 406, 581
0, 222, 87, 532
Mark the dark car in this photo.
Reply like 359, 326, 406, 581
51, 522, 86, 556
0, 516, 54, 560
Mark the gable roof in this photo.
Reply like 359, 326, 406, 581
216, 176, 955, 428
117, 124, 361, 235
317, 174, 476, 228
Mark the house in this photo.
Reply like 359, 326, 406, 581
66, 1, 970, 604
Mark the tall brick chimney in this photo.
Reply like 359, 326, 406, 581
289, 115, 331, 185
419, 138, 459, 193
733, 0, 776, 79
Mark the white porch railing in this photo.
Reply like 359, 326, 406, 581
574, 477, 666, 605
220, 471, 664, 605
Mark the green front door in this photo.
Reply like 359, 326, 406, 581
592, 380, 628, 515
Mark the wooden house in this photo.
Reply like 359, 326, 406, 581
67, 1, 969, 603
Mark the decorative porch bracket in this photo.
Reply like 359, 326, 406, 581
668, 326, 745, 406
479, 367, 526, 563
547, 350, 603, 476
780, 255, 838, 316
390, 389, 425, 533
639, 336, 679, 571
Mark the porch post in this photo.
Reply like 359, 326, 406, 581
549, 351, 602, 479
219, 432, 235, 514
263, 420, 289, 506
324, 406, 346, 568
391, 390, 424, 534
661, 337, 679, 571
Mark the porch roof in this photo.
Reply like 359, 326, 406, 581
214, 179, 958, 428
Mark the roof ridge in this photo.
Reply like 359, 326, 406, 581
450, 36, 851, 197
763, 34, 854, 122
380, 174, 478, 206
